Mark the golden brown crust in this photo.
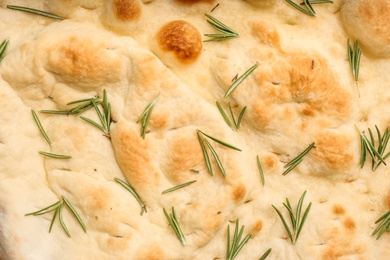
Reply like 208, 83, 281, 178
156, 20, 203, 64
341, 0, 390, 57
112, 0, 142, 21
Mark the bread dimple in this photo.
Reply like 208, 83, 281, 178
156, 20, 202, 64
341, 0, 390, 57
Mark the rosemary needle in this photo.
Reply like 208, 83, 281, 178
257, 155, 265, 186
282, 143, 315, 175
137, 93, 160, 138
39, 151, 71, 159
372, 210, 390, 240
204, 14, 239, 42
224, 63, 259, 99
25, 196, 86, 237
163, 207, 187, 246
196, 129, 242, 177
115, 178, 147, 215
216, 101, 247, 130
162, 180, 197, 194
347, 39, 362, 97
0, 39, 9, 62
226, 219, 251, 260
259, 248, 272, 260
7, 5, 65, 20
80, 90, 111, 137
272, 191, 312, 244
31, 109, 51, 145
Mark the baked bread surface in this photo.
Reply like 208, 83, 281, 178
1, 0, 390, 259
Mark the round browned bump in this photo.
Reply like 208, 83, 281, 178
112, 0, 142, 21
341, 0, 390, 57
156, 20, 202, 64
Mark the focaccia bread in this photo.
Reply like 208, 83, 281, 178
1, 0, 390, 259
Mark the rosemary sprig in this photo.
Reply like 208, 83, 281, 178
372, 210, 390, 240
226, 219, 252, 260
196, 129, 241, 177
115, 178, 147, 215
31, 109, 51, 145
80, 90, 111, 137
7, 5, 65, 20
163, 207, 187, 246
0, 38, 9, 62
39, 151, 71, 159
357, 126, 389, 170
347, 39, 362, 97
286, 0, 333, 16
41, 97, 102, 115
25, 196, 86, 238
257, 155, 265, 186
224, 63, 259, 98
259, 248, 272, 260
285, 0, 316, 16
136, 93, 160, 138
282, 143, 315, 175
162, 180, 197, 194
204, 14, 239, 42
272, 191, 312, 244
216, 101, 247, 130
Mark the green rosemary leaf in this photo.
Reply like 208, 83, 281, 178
7, 5, 65, 20
216, 101, 234, 128
162, 180, 197, 194
69, 98, 102, 115
204, 14, 239, 42
58, 203, 71, 237
204, 138, 226, 177
272, 191, 311, 244
356, 126, 387, 167
347, 39, 362, 96
226, 219, 251, 260
257, 155, 265, 186
228, 103, 238, 128
197, 130, 242, 151
62, 196, 86, 233
80, 116, 106, 132
259, 248, 272, 260
295, 190, 307, 231
137, 93, 160, 138
163, 207, 187, 246
31, 110, 52, 145
205, 14, 237, 34
197, 131, 213, 176
25, 201, 62, 216
67, 98, 98, 105
224, 63, 259, 99
49, 207, 60, 233
40, 110, 71, 115
285, 0, 316, 16
0, 38, 9, 62
25, 198, 85, 237
236, 106, 247, 129
115, 178, 147, 215
39, 151, 71, 159
283, 199, 296, 230
295, 202, 312, 242
372, 211, 390, 239
92, 98, 108, 131
282, 143, 315, 175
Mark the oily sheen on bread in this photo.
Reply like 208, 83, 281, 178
1, 0, 390, 259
